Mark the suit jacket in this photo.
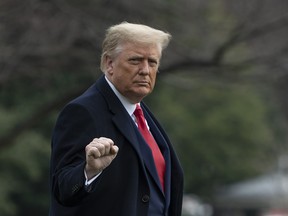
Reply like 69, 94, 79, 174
49, 75, 184, 216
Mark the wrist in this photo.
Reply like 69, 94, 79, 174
85, 164, 102, 180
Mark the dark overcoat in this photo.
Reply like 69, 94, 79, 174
49, 75, 184, 216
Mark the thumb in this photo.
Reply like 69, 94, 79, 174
110, 145, 119, 155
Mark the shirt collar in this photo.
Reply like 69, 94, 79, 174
105, 76, 136, 116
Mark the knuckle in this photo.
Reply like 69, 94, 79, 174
85, 145, 91, 151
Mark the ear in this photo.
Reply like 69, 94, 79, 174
105, 55, 114, 75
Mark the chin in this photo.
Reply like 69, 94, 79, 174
138, 89, 152, 95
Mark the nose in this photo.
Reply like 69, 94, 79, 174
139, 60, 150, 75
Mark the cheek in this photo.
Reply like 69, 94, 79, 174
150, 73, 157, 84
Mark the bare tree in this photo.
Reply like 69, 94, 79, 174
1, 0, 288, 150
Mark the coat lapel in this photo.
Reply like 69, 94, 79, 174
135, 127, 163, 191
95, 75, 143, 163
142, 105, 171, 197
96, 75, 170, 197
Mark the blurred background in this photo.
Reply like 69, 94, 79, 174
1, 0, 288, 215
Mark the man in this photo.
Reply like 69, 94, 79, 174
49, 22, 184, 216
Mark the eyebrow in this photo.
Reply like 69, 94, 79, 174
128, 55, 158, 62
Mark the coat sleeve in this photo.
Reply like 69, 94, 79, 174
50, 103, 100, 206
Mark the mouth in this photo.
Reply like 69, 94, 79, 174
135, 80, 150, 86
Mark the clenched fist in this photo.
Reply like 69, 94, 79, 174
85, 137, 119, 180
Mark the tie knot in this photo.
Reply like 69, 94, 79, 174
134, 104, 143, 117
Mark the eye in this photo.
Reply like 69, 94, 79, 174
128, 58, 141, 65
148, 59, 158, 67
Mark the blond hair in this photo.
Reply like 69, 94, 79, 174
100, 22, 171, 72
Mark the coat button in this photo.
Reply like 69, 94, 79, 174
141, 195, 150, 203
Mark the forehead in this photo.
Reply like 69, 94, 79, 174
120, 42, 161, 58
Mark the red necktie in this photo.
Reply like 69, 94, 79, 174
134, 104, 165, 190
